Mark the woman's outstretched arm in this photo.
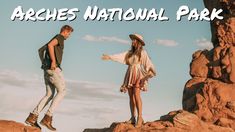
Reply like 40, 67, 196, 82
102, 51, 128, 64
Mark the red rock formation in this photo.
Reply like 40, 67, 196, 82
0, 120, 40, 132
203, 0, 235, 48
183, 79, 235, 129
183, 0, 235, 130
84, 110, 234, 132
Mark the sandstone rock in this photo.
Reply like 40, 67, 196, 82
83, 128, 110, 132
183, 1, 235, 130
212, 46, 224, 79
203, 0, 235, 47
228, 46, 235, 83
190, 50, 210, 78
216, 18, 235, 47
84, 110, 234, 132
203, 0, 235, 82
211, 45, 235, 83
172, 111, 201, 130
183, 77, 205, 111
0, 120, 40, 132
227, 101, 235, 112
183, 79, 235, 122
215, 118, 235, 130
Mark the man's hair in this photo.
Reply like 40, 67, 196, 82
60, 25, 74, 33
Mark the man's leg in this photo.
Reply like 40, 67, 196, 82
32, 72, 56, 115
46, 68, 66, 116
25, 71, 55, 129
40, 68, 66, 131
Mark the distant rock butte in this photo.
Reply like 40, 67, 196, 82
84, 0, 235, 131
0, 120, 40, 132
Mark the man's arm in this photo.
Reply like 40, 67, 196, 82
48, 38, 58, 70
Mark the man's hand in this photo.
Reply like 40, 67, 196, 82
50, 61, 57, 70
102, 54, 111, 60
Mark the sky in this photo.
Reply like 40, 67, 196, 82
0, 0, 213, 132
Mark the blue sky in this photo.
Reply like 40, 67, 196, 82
0, 0, 213, 131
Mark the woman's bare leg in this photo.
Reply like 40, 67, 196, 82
128, 88, 136, 118
134, 87, 142, 117
134, 87, 144, 127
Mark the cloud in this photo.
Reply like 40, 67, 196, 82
83, 35, 129, 44
0, 69, 41, 88
66, 79, 125, 101
196, 38, 213, 50
155, 39, 178, 47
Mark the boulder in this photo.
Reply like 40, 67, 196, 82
0, 120, 40, 132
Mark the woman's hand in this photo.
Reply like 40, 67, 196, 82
139, 78, 146, 88
120, 87, 127, 93
102, 54, 111, 60
140, 75, 150, 87
138, 78, 147, 91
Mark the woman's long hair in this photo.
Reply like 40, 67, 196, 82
127, 40, 143, 61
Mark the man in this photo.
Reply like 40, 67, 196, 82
25, 25, 73, 131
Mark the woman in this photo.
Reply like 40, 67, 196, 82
102, 34, 156, 127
